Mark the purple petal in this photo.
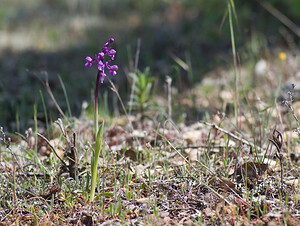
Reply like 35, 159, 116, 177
108, 49, 116, 60
98, 52, 105, 61
85, 62, 92, 68
110, 65, 118, 71
101, 47, 107, 54
109, 70, 117, 76
85, 56, 94, 67
97, 60, 104, 66
98, 64, 105, 72
85, 56, 93, 62
104, 38, 114, 47
100, 72, 107, 83
105, 61, 111, 68
109, 49, 116, 55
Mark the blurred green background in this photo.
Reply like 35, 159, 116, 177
1, 0, 300, 131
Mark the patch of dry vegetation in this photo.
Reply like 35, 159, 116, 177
1, 50, 300, 225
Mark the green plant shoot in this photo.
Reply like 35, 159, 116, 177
129, 67, 154, 120
90, 122, 105, 202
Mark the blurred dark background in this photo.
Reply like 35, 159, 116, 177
1, 0, 300, 131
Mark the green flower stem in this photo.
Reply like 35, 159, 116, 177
94, 71, 101, 138
90, 122, 104, 202
90, 71, 103, 202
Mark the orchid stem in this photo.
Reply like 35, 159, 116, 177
95, 71, 101, 137
90, 122, 104, 201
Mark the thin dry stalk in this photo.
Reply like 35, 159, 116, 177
258, 0, 300, 38
55, 119, 77, 179
198, 121, 263, 152
166, 76, 172, 120
29, 70, 65, 118
129, 38, 141, 115
37, 132, 68, 168
42, 72, 66, 118
269, 129, 284, 194
108, 79, 140, 146
283, 84, 300, 137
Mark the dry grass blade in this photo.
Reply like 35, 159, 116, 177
37, 132, 68, 168
258, 0, 300, 38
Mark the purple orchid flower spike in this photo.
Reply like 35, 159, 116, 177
86, 37, 118, 202
85, 38, 118, 83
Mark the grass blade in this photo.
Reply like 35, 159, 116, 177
58, 74, 72, 118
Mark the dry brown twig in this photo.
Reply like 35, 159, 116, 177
269, 129, 284, 194
198, 121, 263, 152
29, 70, 66, 118
55, 118, 77, 179
37, 132, 68, 168
37, 119, 77, 179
